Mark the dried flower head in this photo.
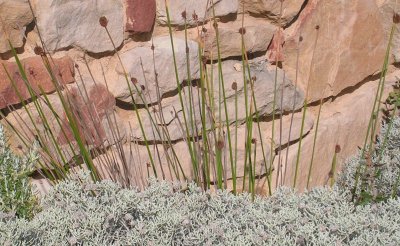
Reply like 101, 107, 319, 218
181, 11, 187, 20
99, 16, 108, 27
335, 144, 341, 154
216, 139, 225, 150
213, 21, 218, 29
33, 46, 44, 56
131, 77, 138, 85
239, 27, 246, 35
231, 82, 237, 91
202, 56, 207, 65
192, 12, 198, 21
393, 12, 400, 24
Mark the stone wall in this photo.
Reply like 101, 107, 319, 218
1, 0, 399, 194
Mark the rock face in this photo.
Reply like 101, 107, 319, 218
112, 36, 200, 104
203, 21, 276, 59
92, 109, 314, 189
56, 81, 117, 147
122, 59, 304, 142
272, 71, 399, 192
240, 0, 305, 26
283, 0, 386, 102
208, 59, 304, 123
2, 0, 400, 195
5, 79, 125, 168
125, 0, 156, 33
156, 0, 239, 26
377, 0, 400, 62
0, 0, 33, 53
32, 0, 124, 53
0, 56, 75, 109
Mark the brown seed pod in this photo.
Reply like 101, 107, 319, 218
231, 82, 237, 91
33, 46, 44, 56
239, 27, 246, 35
335, 144, 341, 154
131, 77, 138, 85
192, 12, 198, 21
216, 139, 225, 150
213, 21, 218, 29
181, 11, 187, 20
99, 16, 108, 27
394, 13, 400, 24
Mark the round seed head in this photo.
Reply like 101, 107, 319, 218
394, 13, 400, 24
99, 16, 108, 27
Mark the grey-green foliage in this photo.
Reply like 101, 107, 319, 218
0, 171, 399, 246
337, 116, 400, 203
1, 118, 400, 245
0, 125, 39, 220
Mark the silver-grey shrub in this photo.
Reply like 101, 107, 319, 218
0, 172, 399, 245
0, 125, 39, 220
1, 118, 399, 245
337, 116, 400, 202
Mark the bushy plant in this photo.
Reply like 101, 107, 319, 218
0, 125, 40, 220
337, 116, 400, 204
0, 170, 399, 245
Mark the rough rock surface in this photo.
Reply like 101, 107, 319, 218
112, 36, 200, 104
208, 59, 304, 124
240, 0, 305, 26
32, 0, 124, 53
156, 0, 239, 26
91, 110, 313, 189
377, 0, 400, 62
0, 56, 75, 109
0, 0, 33, 53
121, 59, 304, 142
272, 71, 400, 192
203, 21, 276, 59
125, 0, 156, 33
4, 79, 125, 168
283, 0, 386, 102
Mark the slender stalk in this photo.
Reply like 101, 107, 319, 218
306, 98, 323, 189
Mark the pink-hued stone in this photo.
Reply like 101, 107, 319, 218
0, 56, 75, 109
282, 0, 386, 102
267, 28, 285, 63
125, 0, 156, 33
57, 83, 115, 147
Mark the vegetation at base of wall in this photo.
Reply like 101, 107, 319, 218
0, 125, 40, 220
0, 172, 399, 245
0, 117, 399, 244
337, 116, 400, 205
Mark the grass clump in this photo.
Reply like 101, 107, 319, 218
337, 116, 400, 204
2, 112, 400, 246
0, 172, 399, 245
0, 125, 40, 220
